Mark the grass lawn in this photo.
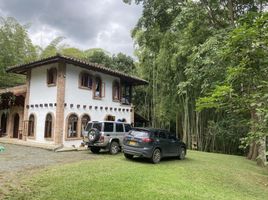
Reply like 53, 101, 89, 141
5, 150, 268, 200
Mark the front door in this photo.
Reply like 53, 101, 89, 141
13, 113, 20, 138
0, 113, 7, 137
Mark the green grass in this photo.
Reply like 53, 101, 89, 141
5, 151, 268, 200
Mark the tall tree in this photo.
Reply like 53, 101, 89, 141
0, 17, 37, 88
125, 0, 268, 158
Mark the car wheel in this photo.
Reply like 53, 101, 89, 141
179, 148, 186, 160
109, 141, 120, 155
151, 148, 161, 164
90, 147, 100, 154
124, 153, 134, 160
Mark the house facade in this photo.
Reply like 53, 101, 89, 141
0, 55, 147, 147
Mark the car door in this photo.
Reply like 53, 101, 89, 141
167, 132, 180, 155
115, 123, 124, 145
158, 130, 170, 157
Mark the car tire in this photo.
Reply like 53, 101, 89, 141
124, 153, 134, 160
179, 148, 186, 160
151, 148, 161, 164
90, 147, 100, 154
109, 141, 120, 155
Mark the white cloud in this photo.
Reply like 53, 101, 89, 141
0, 0, 142, 57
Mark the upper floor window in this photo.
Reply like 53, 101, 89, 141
80, 72, 92, 89
113, 81, 120, 101
47, 68, 57, 86
121, 83, 132, 105
94, 77, 102, 98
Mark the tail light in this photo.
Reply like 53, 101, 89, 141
99, 136, 104, 143
142, 138, 154, 143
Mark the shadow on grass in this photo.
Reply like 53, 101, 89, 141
123, 155, 194, 165
85, 149, 195, 165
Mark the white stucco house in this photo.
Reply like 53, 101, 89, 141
0, 54, 148, 147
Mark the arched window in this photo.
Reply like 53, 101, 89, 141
28, 114, 35, 137
80, 72, 92, 89
105, 115, 115, 121
113, 81, 120, 101
81, 114, 90, 137
44, 113, 53, 138
94, 77, 102, 98
67, 114, 78, 138
47, 68, 57, 85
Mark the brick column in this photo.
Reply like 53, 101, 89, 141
54, 61, 66, 145
22, 71, 31, 141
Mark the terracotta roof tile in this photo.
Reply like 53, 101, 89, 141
6, 54, 148, 85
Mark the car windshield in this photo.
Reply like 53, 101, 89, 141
129, 130, 150, 138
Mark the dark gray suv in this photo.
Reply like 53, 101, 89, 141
123, 128, 186, 164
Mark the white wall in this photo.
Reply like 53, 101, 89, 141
29, 64, 57, 104
64, 64, 132, 122
24, 63, 133, 147
27, 107, 56, 144
27, 64, 57, 144
63, 64, 132, 147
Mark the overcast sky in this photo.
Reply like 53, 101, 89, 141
0, 0, 142, 57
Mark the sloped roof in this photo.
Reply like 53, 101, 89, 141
6, 54, 148, 85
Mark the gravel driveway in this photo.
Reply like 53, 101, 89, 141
0, 143, 95, 197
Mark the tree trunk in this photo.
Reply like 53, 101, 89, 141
250, 142, 259, 161
256, 137, 266, 167
227, 0, 235, 26
247, 143, 254, 159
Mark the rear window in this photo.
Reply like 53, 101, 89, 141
92, 123, 102, 131
104, 122, 114, 132
116, 123, 124, 132
129, 130, 150, 138
85, 123, 93, 131
124, 124, 132, 132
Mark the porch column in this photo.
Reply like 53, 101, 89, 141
54, 61, 66, 145
22, 71, 31, 141
131, 106, 135, 125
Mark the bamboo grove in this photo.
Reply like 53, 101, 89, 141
127, 0, 268, 164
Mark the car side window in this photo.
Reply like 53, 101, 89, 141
85, 123, 92, 131
168, 132, 177, 140
154, 130, 160, 138
124, 124, 132, 132
104, 122, 114, 132
92, 123, 102, 131
116, 123, 124, 132
159, 131, 167, 139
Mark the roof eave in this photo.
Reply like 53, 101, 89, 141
6, 55, 149, 86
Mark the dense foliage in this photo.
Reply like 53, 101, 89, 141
0, 17, 37, 87
125, 0, 268, 162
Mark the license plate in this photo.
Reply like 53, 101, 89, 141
129, 141, 136, 146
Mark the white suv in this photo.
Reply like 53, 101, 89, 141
83, 121, 132, 154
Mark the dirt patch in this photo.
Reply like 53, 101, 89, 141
0, 143, 95, 198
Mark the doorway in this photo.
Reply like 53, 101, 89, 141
0, 113, 7, 137
13, 113, 20, 138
